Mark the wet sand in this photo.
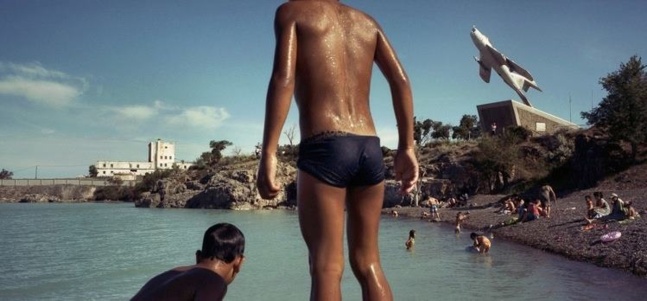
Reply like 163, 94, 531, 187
382, 188, 647, 277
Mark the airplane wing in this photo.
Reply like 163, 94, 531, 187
485, 45, 506, 65
479, 64, 491, 83
474, 57, 491, 83
505, 58, 535, 81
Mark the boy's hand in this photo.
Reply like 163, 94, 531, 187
257, 153, 281, 199
393, 148, 419, 194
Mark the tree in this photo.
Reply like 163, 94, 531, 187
473, 136, 521, 192
283, 124, 297, 147
0, 168, 13, 179
88, 165, 98, 177
452, 115, 480, 140
209, 140, 233, 164
431, 122, 451, 140
581, 55, 647, 160
413, 117, 434, 146
230, 146, 243, 156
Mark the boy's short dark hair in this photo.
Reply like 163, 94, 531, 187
198, 223, 245, 263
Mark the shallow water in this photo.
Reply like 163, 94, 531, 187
0, 203, 645, 300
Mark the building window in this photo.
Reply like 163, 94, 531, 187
536, 122, 546, 132
137, 164, 140, 168
110, 164, 113, 168
103, 164, 106, 167
170, 156, 173, 160
102, 171, 106, 174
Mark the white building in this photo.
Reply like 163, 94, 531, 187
95, 139, 194, 178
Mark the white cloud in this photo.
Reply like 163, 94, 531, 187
0, 76, 81, 106
0, 62, 86, 107
113, 105, 158, 119
0, 62, 68, 79
167, 106, 230, 129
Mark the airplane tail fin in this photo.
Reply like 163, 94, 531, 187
522, 80, 542, 92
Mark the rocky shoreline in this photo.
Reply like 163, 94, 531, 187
382, 187, 647, 278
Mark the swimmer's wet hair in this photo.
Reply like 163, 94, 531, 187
198, 223, 245, 263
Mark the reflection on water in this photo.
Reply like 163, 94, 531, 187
0, 203, 645, 301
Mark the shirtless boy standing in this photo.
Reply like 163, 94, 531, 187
256, 1, 418, 300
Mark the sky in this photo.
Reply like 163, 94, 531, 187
1, 0, 646, 179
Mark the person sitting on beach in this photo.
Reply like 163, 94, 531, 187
455, 211, 470, 233
131, 223, 245, 301
624, 201, 639, 220
608, 193, 626, 219
516, 199, 526, 220
585, 195, 596, 220
522, 200, 541, 222
405, 229, 416, 250
470, 232, 491, 254
446, 197, 457, 208
593, 191, 611, 218
496, 198, 516, 215
498, 198, 525, 226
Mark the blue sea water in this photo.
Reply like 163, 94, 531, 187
0, 202, 645, 301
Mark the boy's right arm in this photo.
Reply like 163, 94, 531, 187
257, 5, 297, 199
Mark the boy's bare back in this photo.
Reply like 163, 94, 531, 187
273, 0, 409, 138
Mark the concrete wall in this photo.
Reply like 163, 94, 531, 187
477, 100, 578, 135
0, 178, 136, 187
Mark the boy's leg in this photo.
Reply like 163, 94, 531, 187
346, 183, 393, 301
297, 171, 346, 301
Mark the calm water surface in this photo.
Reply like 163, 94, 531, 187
0, 203, 645, 300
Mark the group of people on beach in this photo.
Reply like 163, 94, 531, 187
584, 191, 639, 224
494, 185, 558, 226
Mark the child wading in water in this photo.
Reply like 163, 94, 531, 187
470, 232, 491, 254
455, 211, 469, 233
405, 229, 416, 250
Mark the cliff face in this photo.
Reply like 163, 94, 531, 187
131, 157, 469, 210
